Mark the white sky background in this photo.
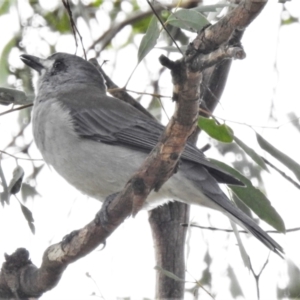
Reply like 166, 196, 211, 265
0, 0, 300, 299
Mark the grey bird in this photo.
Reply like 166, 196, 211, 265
20, 52, 283, 256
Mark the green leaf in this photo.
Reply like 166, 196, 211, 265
0, 163, 9, 205
44, 11, 70, 33
21, 183, 40, 202
91, 0, 103, 7
200, 250, 212, 286
231, 221, 250, 270
198, 117, 234, 143
0, 88, 30, 105
227, 265, 244, 298
155, 45, 187, 53
132, 15, 152, 34
19, 202, 35, 234
193, 4, 231, 13
277, 260, 300, 299
0, 36, 17, 85
137, 16, 160, 63
167, 9, 209, 32
210, 159, 286, 233
256, 133, 300, 182
0, 0, 15, 15
234, 136, 268, 171
8, 166, 24, 195
154, 266, 185, 282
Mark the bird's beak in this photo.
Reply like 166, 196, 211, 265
20, 54, 45, 73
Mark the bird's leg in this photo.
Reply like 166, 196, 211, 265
94, 192, 120, 231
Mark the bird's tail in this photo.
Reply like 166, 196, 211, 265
213, 197, 284, 258
179, 162, 284, 257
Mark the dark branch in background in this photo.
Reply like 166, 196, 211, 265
0, 103, 33, 117
62, 0, 87, 60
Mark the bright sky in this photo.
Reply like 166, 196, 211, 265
0, 1, 300, 299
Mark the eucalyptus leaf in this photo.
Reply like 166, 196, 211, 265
231, 221, 250, 270
198, 117, 233, 143
227, 265, 244, 298
210, 159, 286, 233
0, 36, 17, 85
0, 88, 32, 105
257, 133, 300, 181
0, 163, 9, 205
167, 9, 209, 32
277, 260, 300, 298
234, 136, 268, 171
0, 0, 15, 15
8, 165, 24, 195
155, 45, 187, 53
21, 183, 40, 202
19, 201, 35, 234
154, 266, 185, 282
193, 4, 232, 13
137, 16, 160, 63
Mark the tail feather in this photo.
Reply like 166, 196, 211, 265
181, 162, 284, 257
218, 200, 284, 258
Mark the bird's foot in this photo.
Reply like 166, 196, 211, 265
94, 192, 119, 232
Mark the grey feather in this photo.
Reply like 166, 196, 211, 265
20, 52, 284, 256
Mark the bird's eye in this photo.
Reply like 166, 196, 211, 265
54, 61, 61, 68
53, 61, 63, 70
50, 60, 66, 75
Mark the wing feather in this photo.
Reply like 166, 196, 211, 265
60, 91, 242, 185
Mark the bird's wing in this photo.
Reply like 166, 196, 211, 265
60, 91, 242, 185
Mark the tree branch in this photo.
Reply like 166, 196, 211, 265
149, 1, 268, 299
0, 0, 269, 298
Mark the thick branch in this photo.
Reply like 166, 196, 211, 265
149, 1, 267, 299
0, 52, 201, 300
0, 0, 269, 298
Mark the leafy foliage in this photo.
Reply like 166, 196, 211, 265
257, 133, 300, 181
211, 159, 285, 233
198, 116, 234, 143
137, 16, 160, 63
166, 8, 209, 32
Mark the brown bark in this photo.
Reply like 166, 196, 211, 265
0, 0, 268, 298
148, 1, 266, 299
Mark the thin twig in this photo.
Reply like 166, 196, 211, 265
109, 87, 171, 99
155, 96, 170, 121
146, 0, 183, 55
62, 0, 87, 60
248, 252, 270, 300
0, 150, 43, 162
0, 103, 33, 117
181, 223, 300, 233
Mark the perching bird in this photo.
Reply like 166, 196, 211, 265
20, 52, 283, 256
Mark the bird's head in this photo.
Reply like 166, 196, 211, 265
20, 52, 106, 96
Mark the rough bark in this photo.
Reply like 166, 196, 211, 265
148, 1, 266, 299
0, 0, 267, 298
